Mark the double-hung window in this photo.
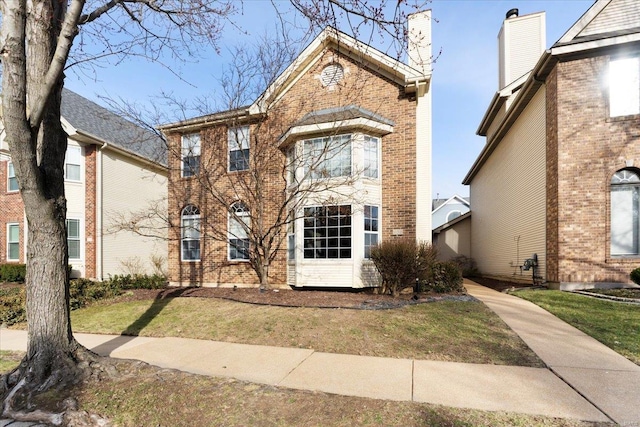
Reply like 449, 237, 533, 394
611, 169, 640, 256
228, 126, 250, 172
181, 205, 201, 261
363, 136, 379, 179
303, 135, 351, 179
609, 57, 640, 117
181, 134, 201, 177
65, 146, 82, 181
229, 202, 250, 260
364, 205, 379, 258
7, 163, 18, 192
7, 223, 19, 261
66, 219, 81, 260
287, 211, 295, 260
303, 205, 351, 259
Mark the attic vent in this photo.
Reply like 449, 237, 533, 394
320, 63, 344, 87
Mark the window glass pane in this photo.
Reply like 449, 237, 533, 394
68, 240, 80, 259
364, 136, 379, 178
228, 126, 249, 150
181, 134, 201, 177
610, 58, 640, 117
303, 204, 351, 259
229, 149, 249, 171
303, 135, 351, 179
181, 205, 201, 261
65, 147, 82, 181
8, 163, 18, 191
364, 205, 379, 259
67, 219, 80, 238
8, 225, 19, 260
611, 186, 639, 255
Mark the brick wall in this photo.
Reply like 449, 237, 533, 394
546, 66, 559, 284
553, 54, 640, 284
166, 48, 418, 287
84, 145, 97, 278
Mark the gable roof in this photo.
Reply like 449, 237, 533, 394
465, 0, 640, 185
432, 195, 470, 214
61, 88, 166, 166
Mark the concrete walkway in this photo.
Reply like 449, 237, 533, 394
1, 280, 638, 425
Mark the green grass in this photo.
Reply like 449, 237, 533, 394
512, 290, 640, 365
65, 297, 543, 366
0, 350, 23, 373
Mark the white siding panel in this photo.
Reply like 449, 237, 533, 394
294, 261, 354, 287
470, 87, 546, 280
101, 150, 167, 277
580, 0, 640, 37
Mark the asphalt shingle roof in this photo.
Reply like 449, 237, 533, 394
61, 88, 166, 166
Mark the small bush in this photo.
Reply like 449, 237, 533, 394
631, 267, 640, 286
69, 278, 121, 310
370, 239, 437, 296
0, 264, 26, 283
423, 261, 464, 293
108, 274, 167, 290
0, 286, 26, 325
451, 255, 479, 278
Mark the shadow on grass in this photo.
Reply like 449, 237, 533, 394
89, 287, 193, 356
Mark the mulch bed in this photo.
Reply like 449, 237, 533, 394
115, 286, 477, 310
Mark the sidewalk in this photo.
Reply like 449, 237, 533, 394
1, 281, 638, 425
465, 280, 640, 426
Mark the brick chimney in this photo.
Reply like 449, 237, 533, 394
498, 9, 546, 90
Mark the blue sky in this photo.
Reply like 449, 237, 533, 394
65, 0, 594, 199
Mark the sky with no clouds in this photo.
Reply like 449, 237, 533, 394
65, 0, 594, 199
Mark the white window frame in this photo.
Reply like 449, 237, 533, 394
609, 57, 640, 118
363, 136, 379, 179
287, 211, 295, 261
66, 218, 82, 260
7, 223, 19, 261
181, 134, 201, 178
228, 126, 250, 172
303, 134, 352, 180
228, 202, 250, 261
64, 146, 82, 182
181, 205, 201, 262
303, 205, 352, 259
364, 205, 379, 259
7, 162, 18, 192
611, 169, 640, 256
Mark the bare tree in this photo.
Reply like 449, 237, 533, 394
0, 0, 429, 422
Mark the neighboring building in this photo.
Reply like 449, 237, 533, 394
160, 12, 433, 289
0, 88, 168, 279
433, 212, 471, 262
431, 195, 470, 230
463, 0, 640, 289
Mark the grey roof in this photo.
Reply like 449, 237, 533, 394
295, 105, 395, 127
61, 88, 166, 166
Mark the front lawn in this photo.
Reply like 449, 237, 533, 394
63, 296, 543, 367
512, 290, 640, 365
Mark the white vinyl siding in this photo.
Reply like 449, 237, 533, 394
102, 150, 168, 275
470, 87, 546, 279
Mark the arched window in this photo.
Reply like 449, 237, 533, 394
181, 205, 201, 261
611, 169, 640, 256
229, 202, 250, 260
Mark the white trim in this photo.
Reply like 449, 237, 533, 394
6, 222, 19, 262
180, 205, 201, 262
279, 118, 393, 147
551, 33, 640, 56
432, 195, 470, 215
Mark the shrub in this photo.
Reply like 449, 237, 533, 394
630, 267, 640, 286
450, 255, 479, 278
0, 286, 26, 325
370, 239, 437, 296
423, 261, 464, 293
69, 278, 121, 310
0, 264, 26, 283
108, 274, 167, 290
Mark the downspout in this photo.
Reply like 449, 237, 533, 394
96, 142, 108, 280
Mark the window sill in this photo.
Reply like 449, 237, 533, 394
606, 113, 640, 123
607, 256, 640, 263
181, 259, 201, 263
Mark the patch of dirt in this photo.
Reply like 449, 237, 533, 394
114, 287, 475, 309
469, 277, 539, 292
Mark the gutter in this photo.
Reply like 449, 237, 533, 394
463, 51, 555, 185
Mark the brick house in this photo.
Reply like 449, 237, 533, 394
160, 12, 433, 288
0, 88, 167, 279
463, 0, 640, 289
